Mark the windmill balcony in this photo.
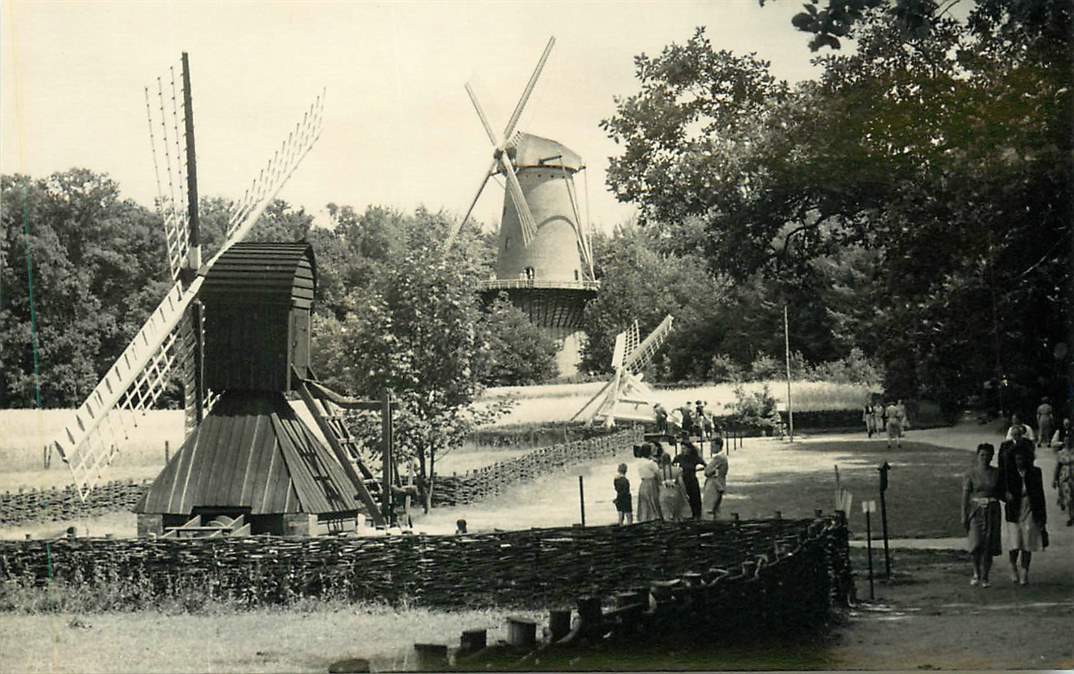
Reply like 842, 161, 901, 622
478, 278, 600, 292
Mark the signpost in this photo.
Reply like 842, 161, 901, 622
863, 500, 877, 600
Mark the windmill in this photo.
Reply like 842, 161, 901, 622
49, 53, 386, 536
571, 315, 674, 427
443, 37, 598, 376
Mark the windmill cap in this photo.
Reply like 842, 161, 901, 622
504, 132, 584, 171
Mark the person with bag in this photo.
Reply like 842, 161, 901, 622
1004, 449, 1048, 585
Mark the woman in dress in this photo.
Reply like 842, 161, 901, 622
634, 444, 662, 523
962, 443, 1002, 587
673, 442, 705, 519
1052, 435, 1074, 526
657, 453, 687, 522
1004, 449, 1047, 585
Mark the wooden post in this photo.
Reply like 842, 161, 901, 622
381, 389, 394, 525
879, 461, 892, 579
784, 304, 794, 442
578, 475, 586, 527
164, 440, 170, 464
865, 504, 875, 600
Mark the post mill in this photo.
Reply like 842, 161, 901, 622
444, 37, 598, 376
47, 53, 394, 537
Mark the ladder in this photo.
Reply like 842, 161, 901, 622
294, 372, 385, 526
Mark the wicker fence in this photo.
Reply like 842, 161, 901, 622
0, 481, 149, 527
432, 429, 641, 507
0, 516, 850, 614
1, 430, 640, 526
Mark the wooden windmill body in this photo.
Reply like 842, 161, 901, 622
49, 53, 387, 537
445, 38, 598, 376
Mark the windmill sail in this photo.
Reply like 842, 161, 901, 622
572, 315, 675, 427
52, 60, 326, 500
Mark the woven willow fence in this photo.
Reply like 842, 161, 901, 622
1, 430, 640, 525
432, 428, 641, 507
0, 481, 149, 527
0, 516, 850, 615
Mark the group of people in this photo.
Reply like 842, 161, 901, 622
653, 400, 718, 440
862, 399, 908, 449
961, 407, 1074, 588
613, 439, 729, 525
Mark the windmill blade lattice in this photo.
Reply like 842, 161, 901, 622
220, 91, 325, 250
144, 62, 193, 282
53, 279, 203, 498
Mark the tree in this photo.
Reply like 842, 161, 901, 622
309, 208, 502, 508
480, 293, 559, 386
602, 6, 1070, 412
1, 170, 169, 408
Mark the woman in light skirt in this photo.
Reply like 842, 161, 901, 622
1004, 449, 1048, 585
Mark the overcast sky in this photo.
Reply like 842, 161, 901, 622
2, 1, 822, 233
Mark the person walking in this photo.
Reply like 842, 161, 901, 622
674, 442, 705, 519
885, 400, 904, 449
657, 453, 687, 522
998, 423, 1035, 488
1004, 449, 1047, 585
701, 438, 729, 519
864, 401, 877, 438
962, 443, 1002, 587
613, 463, 633, 526
1005, 413, 1036, 443
1036, 397, 1055, 449
1053, 438, 1074, 526
1051, 417, 1071, 448
635, 445, 662, 523
872, 404, 886, 438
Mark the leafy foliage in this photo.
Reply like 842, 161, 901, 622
480, 293, 559, 386
602, 5, 1071, 412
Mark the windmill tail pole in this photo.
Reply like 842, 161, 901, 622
569, 378, 614, 423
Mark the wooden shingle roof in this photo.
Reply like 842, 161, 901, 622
201, 242, 316, 309
135, 391, 359, 516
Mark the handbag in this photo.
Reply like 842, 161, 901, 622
1041, 526, 1049, 549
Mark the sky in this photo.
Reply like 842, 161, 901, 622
2, 0, 823, 234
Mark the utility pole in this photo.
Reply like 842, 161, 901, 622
784, 305, 794, 441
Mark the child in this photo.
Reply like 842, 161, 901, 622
614, 463, 633, 525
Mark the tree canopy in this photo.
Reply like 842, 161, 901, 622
601, 1, 1071, 412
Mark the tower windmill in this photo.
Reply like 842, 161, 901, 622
49, 53, 386, 536
571, 315, 674, 427
444, 37, 598, 376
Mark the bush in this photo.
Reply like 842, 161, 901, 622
749, 352, 783, 381
709, 354, 744, 383
810, 348, 882, 386
729, 384, 781, 431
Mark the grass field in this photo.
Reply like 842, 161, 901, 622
0, 379, 870, 492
